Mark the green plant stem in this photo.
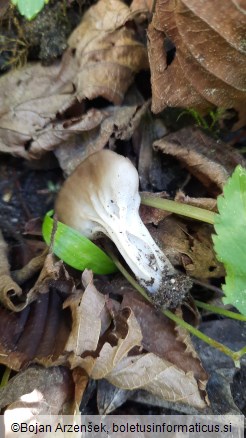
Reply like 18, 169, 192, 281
195, 300, 246, 322
107, 249, 245, 365
0, 367, 11, 388
141, 194, 217, 225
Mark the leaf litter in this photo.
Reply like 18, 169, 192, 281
0, 0, 245, 417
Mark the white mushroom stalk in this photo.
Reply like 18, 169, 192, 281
55, 150, 191, 304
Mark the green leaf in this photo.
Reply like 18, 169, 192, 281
213, 165, 246, 315
42, 210, 117, 275
11, 0, 47, 20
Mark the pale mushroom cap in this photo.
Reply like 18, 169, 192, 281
55, 150, 140, 238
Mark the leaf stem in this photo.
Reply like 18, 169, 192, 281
195, 300, 246, 322
140, 194, 217, 225
0, 367, 11, 388
107, 249, 246, 364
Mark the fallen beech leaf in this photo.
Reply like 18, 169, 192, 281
153, 127, 246, 194
148, 0, 246, 127
68, 0, 149, 104
148, 216, 224, 279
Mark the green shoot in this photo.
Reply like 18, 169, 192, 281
42, 210, 117, 275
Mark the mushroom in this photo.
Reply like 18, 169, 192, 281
55, 150, 191, 307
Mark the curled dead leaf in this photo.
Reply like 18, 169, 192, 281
0, 255, 74, 370
69, 0, 149, 104
153, 127, 246, 194
148, 0, 246, 127
55, 102, 149, 176
0, 230, 23, 311
0, 50, 77, 159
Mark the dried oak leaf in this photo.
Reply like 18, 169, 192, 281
68, 0, 149, 104
153, 126, 246, 195
148, 0, 246, 127
0, 50, 77, 159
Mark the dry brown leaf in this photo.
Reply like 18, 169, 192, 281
68, 0, 149, 104
0, 230, 22, 310
120, 286, 206, 377
106, 353, 207, 409
55, 102, 149, 175
140, 192, 171, 225
95, 281, 208, 411
64, 270, 108, 360
2, 366, 75, 437
148, 0, 246, 127
175, 190, 218, 212
153, 127, 246, 194
0, 50, 77, 159
90, 309, 142, 380
0, 255, 74, 370
0, 365, 74, 413
62, 271, 143, 376
149, 216, 224, 279
131, 0, 154, 14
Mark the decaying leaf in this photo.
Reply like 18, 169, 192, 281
148, 0, 246, 127
0, 50, 77, 159
0, 365, 74, 413
175, 190, 218, 212
55, 102, 149, 176
0, 230, 22, 310
148, 217, 224, 279
97, 379, 131, 414
0, 255, 73, 370
2, 366, 75, 437
153, 127, 246, 194
68, 0, 149, 105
